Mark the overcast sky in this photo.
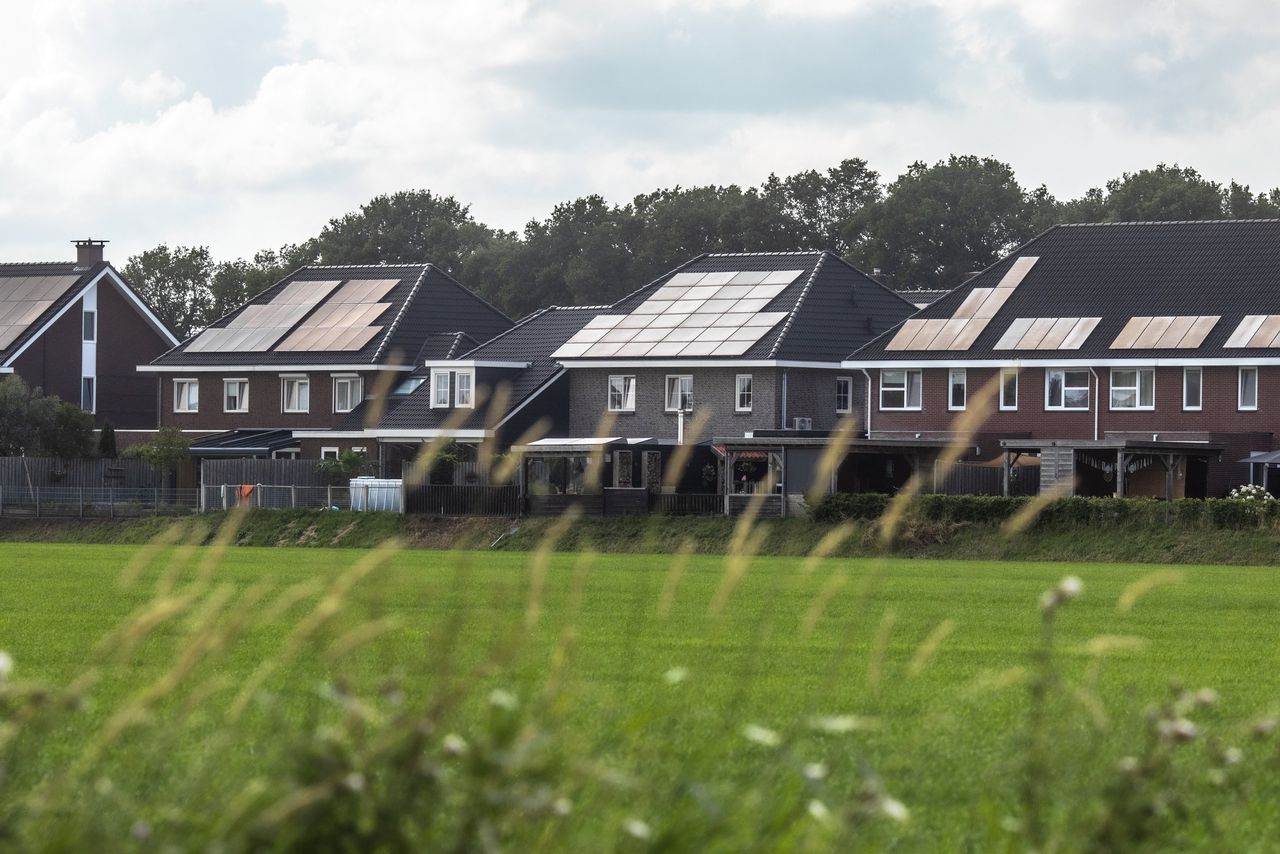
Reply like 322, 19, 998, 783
3, 0, 1277, 262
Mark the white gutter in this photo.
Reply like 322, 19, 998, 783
843, 357, 1280, 369
136, 364, 414, 373
558, 359, 843, 370
420, 360, 529, 369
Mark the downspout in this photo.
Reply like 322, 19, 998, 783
781, 368, 789, 429
1088, 367, 1100, 441
860, 369, 873, 438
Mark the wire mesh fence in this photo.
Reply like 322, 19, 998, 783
201, 485, 354, 511
0, 487, 201, 518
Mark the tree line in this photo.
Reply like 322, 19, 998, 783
125, 157, 1280, 338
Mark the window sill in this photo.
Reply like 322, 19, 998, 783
878, 407, 922, 412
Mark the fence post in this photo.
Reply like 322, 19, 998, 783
291, 485, 297, 509
0, 484, 4, 517
154, 487, 160, 515
108, 487, 114, 518
221, 484, 228, 511
327, 485, 333, 509
363, 483, 370, 513
257, 484, 263, 508
78, 488, 84, 518
35, 487, 40, 519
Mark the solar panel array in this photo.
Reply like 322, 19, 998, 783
186, 277, 402, 353
1224, 315, 1280, 348
1111, 315, 1220, 349
0, 275, 82, 349
995, 317, 1101, 350
551, 269, 802, 359
884, 257, 1039, 351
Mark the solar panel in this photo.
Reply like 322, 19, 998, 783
0, 274, 82, 350
1060, 318, 1101, 350
187, 279, 340, 353
1113, 315, 1222, 349
1225, 316, 1267, 348
885, 319, 926, 351
994, 317, 1101, 350
551, 269, 799, 359
883, 257, 1039, 352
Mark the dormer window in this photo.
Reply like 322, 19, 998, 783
455, 370, 474, 408
431, 371, 450, 408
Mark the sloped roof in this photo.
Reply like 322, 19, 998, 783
849, 220, 1280, 363
560, 250, 915, 363
150, 264, 512, 367
376, 305, 599, 432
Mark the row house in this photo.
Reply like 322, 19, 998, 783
142, 263, 512, 461
843, 219, 1280, 498
0, 240, 176, 439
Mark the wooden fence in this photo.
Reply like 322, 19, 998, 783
927, 461, 1040, 496
0, 457, 164, 498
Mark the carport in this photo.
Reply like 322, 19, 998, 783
1000, 439, 1221, 500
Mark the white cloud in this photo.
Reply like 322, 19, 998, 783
120, 72, 186, 105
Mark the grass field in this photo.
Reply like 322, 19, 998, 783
1, 537, 1278, 850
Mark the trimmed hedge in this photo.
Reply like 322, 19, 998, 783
810, 492, 1280, 530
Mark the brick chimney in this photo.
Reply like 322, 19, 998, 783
72, 239, 108, 267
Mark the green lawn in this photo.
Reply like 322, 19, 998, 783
0, 540, 1277, 851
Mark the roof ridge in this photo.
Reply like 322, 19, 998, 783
373, 264, 432, 363
820, 251, 919, 310
703, 250, 824, 257
299, 262, 436, 269
1059, 218, 1280, 227
767, 252, 828, 357
457, 305, 556, 359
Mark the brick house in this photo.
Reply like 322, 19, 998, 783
0, 240, 177, 440
844, 220, 1280, 498
141, 263, 512, 461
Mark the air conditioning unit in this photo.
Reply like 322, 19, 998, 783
793, 417, 813, 430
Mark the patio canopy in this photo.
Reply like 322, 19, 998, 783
189, 429, 298, 458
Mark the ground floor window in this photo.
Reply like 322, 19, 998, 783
321, 447, 339, 460
80, 377, 95, 413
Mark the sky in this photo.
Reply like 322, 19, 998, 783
2, 0, 1278, 263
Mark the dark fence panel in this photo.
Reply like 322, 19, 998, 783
0, 486, 199, 518
928, 462, 1040, 497
200, 459, 335, 490
405, 485, 519, 516
0, 457, 164, 497
649, 493, 724, 515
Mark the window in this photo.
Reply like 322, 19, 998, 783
948, 369, 967, 411
1000, 368, 1018, 411
173, 379, 198, 413
223, 379, 248, 413
665, 375, 693, 412
351, 446, 367, 455
281, 376, 310, 413
455, 370, 474, 408
1046, 369, 1090, 410
394, 377, 425, 395
333, 375, 363, 413
82, 310, 96, 342
321, 447, 340, 460
835, 377, 853, 414
431, 371, 450, 408
1183, 367, 1202, 411
1110, 368, 1155, 410
608, 375, 636, 412
80, 377, 94, 412
736, 375, 753, 412
1239, 367, 1258, 411
879, 369, 922, 410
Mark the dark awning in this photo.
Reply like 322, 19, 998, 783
1240, 450, 1280, 464
189, 429, 298, 458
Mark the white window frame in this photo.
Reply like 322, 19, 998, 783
1000, 368, 1018, 411
1045, 368, 1091, 411
1182, 367, 1202, 411
879, 369, 922, 411
173, 378, 199, 413
948, 368, 967, 411
351, 446, 367, 455
82, 309, 96, 343
735, 374, 753, 413
1239, 366, 1259, 411
223, 378, 249, 414
1109, 368, 1155, 411
431, 371, 450, 408
665, 375, 693, 412
281, 375, 310, 414
608, 375, 636, 412
80, 376, 95, 413
835, 376, 853, 414
454, 369, 474, 408
332, 374, 363, 414
320, 447, 340, 460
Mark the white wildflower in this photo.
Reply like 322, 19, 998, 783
1253, 718, 1278, 739
1117, 756, 1140, 774
1194, 687, 1219, 708
1223, 746, 1243, 766
809, 714, 876, 734
879, 796, 910, 823
742, 723, 781, 747
1059, 576, 1083, 599
130, 821, 151, 841
807, 799, 833, 825
552, 797, 573, 816
1158, 717, 1199, 743
488, 689, 518, 711
442, 733, 468, 756
803, 762, 828, 781
343, 772, 365, 792
663, 667, 688, 686
624, 818, 652, 840
0, 651, 12, 681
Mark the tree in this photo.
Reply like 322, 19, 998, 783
0, 377, 95, 457
97, 421, 117, 459
761, 158, 882, 254
316, 449, 370, 485
1059, 164, 1226, 223
860, 156, 1054, 289
123, 427, 190, 485
123, 245, 215, 340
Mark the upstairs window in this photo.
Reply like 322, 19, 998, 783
394, 377, 425, 396
333, 375, 363, 413
880, 369, 921, 411
455, 370, 474, 408
1000, 368, 1018, 411
1239, 367, 1259, 411
835, 377, 853, 414
665, 375, 693, 412
608, 375, 636, 412
82, 310, 96, 342
736, 374, 753, 412
1110, 368, 1155, 410
948, 369, 967, 411
81, 377, 95, 413
1183, 367, 1202, 411
1046, 369, 1090, 410
281, 376, 310, 413
223, 379, 249, 413
431, 371, 450, 408
173, 379, 199, 413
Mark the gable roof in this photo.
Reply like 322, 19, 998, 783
149, 264, 512, 368
555, 251, 916, 364
848, 220, 1280, 364
0, 261, 177, 367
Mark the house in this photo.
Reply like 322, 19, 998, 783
140, 263, 513, 461
0, 240, 177, 438
513, 251, 919, 512
844, 220, 1280, 499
